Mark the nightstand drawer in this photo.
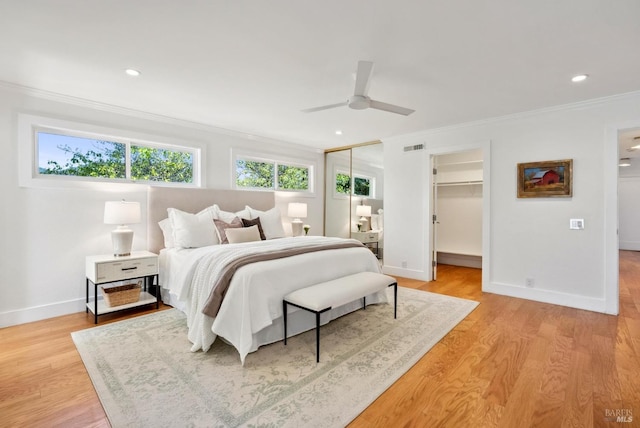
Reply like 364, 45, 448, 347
95, 257, 158, 282
352, 231, 379, 243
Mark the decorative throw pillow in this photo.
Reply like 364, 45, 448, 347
168, 206, 218, 248
213, 204, 251, 223
246, 206, 286, 239
213, 217, 244, 244
241, 217, 266, 240
226, 225, 261, 244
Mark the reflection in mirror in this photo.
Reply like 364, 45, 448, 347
324, 142, 384, 260
324, 149, 351, 238
351, 143, 384, 260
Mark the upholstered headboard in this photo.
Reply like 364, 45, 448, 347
147, 187, 275, 254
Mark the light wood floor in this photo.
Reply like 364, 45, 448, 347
2, 253, 639, 427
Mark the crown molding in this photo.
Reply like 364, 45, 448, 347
384, 90, 640, 144
0, 80, 323, 154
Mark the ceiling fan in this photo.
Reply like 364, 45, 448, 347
302, 61, 415, 116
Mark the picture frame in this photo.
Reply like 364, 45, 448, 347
517, 159, 573, 198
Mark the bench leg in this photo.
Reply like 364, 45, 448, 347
362, 296, 366, 310
393, 283, 397, 319
283, 300, 288, 345
316, 312, 320, 363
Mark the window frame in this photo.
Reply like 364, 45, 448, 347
19, 114, 203, 189
233, 152, 315, 195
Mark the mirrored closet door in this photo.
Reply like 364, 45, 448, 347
324, 142, 384, 260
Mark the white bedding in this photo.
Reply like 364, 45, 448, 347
159, 236, 386, 363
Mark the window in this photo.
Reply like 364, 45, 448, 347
235, 156, 312, 192
277, 164, 309, 191
236, 159, 275, 189
130, 145, 194, 183
336, 172, 351, 195
35, 129, 196, 185
335, 170, 374, 197
38, 132, 126, 179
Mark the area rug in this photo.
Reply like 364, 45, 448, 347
72, 287, 478, 427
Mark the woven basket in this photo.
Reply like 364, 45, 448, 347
102, 281, 142, 307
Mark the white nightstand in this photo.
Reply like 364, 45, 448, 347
85, 251, 159, 324
351, 231, 380, 258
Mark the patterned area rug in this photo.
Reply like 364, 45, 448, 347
72, 287, 478, 427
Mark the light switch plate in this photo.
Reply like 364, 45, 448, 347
569, 219, 585, 230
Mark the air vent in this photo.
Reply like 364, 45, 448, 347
404, 143, 424, 152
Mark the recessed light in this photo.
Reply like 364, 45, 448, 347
335, 130, 343, 135
619, 158, 631, 167
571, 74, 588, 83
125, 68, 141, 77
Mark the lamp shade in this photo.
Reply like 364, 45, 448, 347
288, 202, 307, 219
104, 201, 141, 225
356, 205, 371, 217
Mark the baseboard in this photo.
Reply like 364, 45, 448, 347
484, 282, 607, 313
619, 241, 640, 251
382, 265, 431, 281
0, 298, 86, 328
437, 253, 482, 269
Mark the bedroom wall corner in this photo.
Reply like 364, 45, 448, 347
0, 85, 324, 327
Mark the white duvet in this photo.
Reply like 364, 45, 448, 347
165, 236, 385, 363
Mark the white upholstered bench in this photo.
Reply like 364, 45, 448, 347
283, 271, 398, 362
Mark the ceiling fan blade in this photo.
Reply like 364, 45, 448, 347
353, 61, 374, 96
301, 101, 348, 113
369, 100, 415, 116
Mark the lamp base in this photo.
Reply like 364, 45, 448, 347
112, 226, 134, 257
359, 217, 369, 232
291, 219, 304, 237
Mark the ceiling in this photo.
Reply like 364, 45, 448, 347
1, 1, 640, 150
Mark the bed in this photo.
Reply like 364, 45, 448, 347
147, 187, 387, 364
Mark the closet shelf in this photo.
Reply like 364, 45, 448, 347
436, 160, 483, 167
437, 180, 483, 186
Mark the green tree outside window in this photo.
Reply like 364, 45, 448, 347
236, 160, 274, 188
38, 132, 194, 183
278, 164, 309, 190
336, 173, 351, 194
236, 159, 311, 192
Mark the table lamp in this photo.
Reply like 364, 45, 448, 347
288, 202, 307, 237
356, 204, 371, 232
104, 200, 141, 256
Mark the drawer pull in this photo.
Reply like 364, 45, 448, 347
121, 267, 138, 271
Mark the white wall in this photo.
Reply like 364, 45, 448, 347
0, 85, 323, 327
383, 92, 640, 314
436, 185, 483, 256
619, 177, 640, 250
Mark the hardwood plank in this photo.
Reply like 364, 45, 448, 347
3, 252, 640, 427
560, 351, 594, 428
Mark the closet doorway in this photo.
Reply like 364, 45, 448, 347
431, 148, 483, 280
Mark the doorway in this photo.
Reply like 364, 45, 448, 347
431, 148, 484, 280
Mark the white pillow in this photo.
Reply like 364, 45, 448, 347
370, 214, 379, 231
213, 204, 251, 223
226, 225, 261, 244
168, 206, 219, 248
158, 218, 175, 248
247, 206, 286, 239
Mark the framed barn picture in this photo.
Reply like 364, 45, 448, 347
517, 159, 573, 198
